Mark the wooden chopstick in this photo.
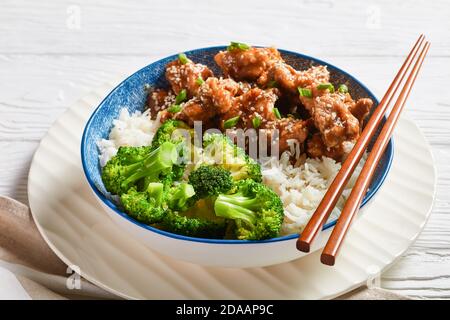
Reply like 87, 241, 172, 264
296, 35, 426, 252
321, 41, 431, 266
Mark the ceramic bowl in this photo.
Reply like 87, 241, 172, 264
81, 46, 393, 268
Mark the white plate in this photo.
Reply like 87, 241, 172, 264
28, 83, 436, 299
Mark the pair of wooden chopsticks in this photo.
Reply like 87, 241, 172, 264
296, 35, 430, 266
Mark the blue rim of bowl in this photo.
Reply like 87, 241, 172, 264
81, 46, 394, 244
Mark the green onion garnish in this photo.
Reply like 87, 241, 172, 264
227, 41, 251, 51
273, 107, 281, 119
223, 116, 240, 129
252, 116, 261, 129
196, 77, 204, 85
298, 87, 312, 98
168, 104, 182, 113
338, 84, 349, 94
175, 89, 187, 104
317, 83, 335, 93
267, 80, 278, 88
178, 53, 188, 64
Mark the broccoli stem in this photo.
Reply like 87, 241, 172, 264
214, 193, 258, 225
121, 142, 178, 189
147, 182, 164, 206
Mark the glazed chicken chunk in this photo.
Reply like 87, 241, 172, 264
310, 92, 360, 148
219, 87, 308, 154
214, 46, 330, 94
220, 88, 278, 130
165, 59, 213, 97
173, 98, 217, 128
146, 88, 176, 118
263, 63, 330, 95
161, 77, 250, 128
197, 77, 247, 115
306, 133, 354, 161
147, 44, 375, 162
302, 90, 373, 160
349, 98, 373, 126
265, 118, 309, 154
214, 47, 282, 82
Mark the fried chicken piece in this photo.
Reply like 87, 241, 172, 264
197, 77, 246, 115
306, 133, 355, 161
299, 84, 373, 158
173, 98, 217, 128
159, 63, 254, 129
311, 92, 360, 148
219, 88, 278, 130
219, 87, 308, 154
295, 66, 331, 112
349, 98, 373, 126
158, 109, 172, 123
165, 59, 213, 97
165, 77, 251, 128
257, 61, 297, 91
214, 47, 282, 82
158, 97, 217, 128
146, 88, 176, 118
253, 57, 331, 118
263, 63, 330, 95
296, 65, 330, 89
266, 118, 309, 154
215, 47, 330, 96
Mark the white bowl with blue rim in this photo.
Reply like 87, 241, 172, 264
81, 46, 393, 268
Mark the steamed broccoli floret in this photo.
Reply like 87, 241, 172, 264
159, 175, 228, 238
121, 180, 197, 224
120, 183, 165, 224
160, 210, 227, 239
102, 122, 282, 240
202, 133, 262, 182
151, 119, 192, 180
188, 165, 234, 199
213, 179, 284, 240
143, 180, 228, 239
151, 119, 191, 150
114, 145, 153, 164
102, 141, 178, 195
167, 182, 196, 212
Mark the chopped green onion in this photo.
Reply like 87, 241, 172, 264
196, 77, 204, 85
178, 53, 188, 64
168, 104, 182, 113
338, 84, 349, 94
175, 89, 187, 104
227, 41, 251, 51
273, 107, 282, 119
252, 116, 261, 129
267, 80, 278, 88
317, 83, 335, 93
298, 87, 312, 98
223, 116, 240, 129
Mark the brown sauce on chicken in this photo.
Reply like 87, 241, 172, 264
146, 44, 373, 161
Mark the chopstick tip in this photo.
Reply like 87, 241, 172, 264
321, 253, 335, 266
296, 239, 311, 253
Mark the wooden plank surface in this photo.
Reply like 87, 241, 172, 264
0, 0, 449, 299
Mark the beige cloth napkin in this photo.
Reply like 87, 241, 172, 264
0, 195, 411, 300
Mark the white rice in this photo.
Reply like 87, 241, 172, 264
97, 108, 161, 167
98, 107, 364, 236
261, 152, 365, 235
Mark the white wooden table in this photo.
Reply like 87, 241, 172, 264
1, 0, 449, 299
